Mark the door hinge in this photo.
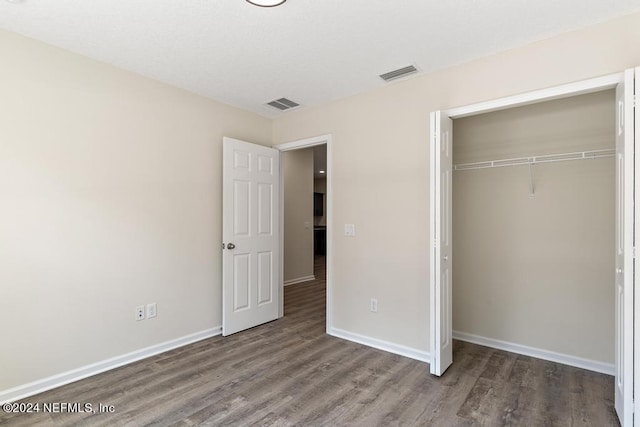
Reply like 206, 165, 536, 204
633, 246, 637, 258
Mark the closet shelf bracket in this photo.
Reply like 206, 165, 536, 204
529, 162, 535, 197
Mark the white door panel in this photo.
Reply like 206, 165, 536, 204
614, 69, 634, 427
430, 111, 453, 376
635, 66, 640, 423
223, 137, 280, 336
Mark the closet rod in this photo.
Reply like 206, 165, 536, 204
454, 148, 615, 171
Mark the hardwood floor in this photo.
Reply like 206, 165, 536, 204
2, 256, 618, 426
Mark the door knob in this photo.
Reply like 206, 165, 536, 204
227, 243, 236, 250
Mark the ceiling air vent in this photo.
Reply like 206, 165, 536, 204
379, 65, 418, 82
266, 97, 300, 111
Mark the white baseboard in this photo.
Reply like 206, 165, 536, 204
328, 327, 430, 363
453, 330, 614, 376
0, 326, 222, 404
283, 275, 315, 286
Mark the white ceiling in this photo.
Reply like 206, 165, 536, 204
2, 0, 640, 117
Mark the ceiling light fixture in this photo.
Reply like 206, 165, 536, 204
246, 0, 286, 7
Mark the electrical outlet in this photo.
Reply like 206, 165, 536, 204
370, 298, 378, 313
135, 306, 145, 321
147, 302, 157, 319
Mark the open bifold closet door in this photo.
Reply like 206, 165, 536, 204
614, 68, 635, 427
429, 111, 453, 376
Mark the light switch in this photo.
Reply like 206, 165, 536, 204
344, 224, 356, 237
304, 221, 310, 229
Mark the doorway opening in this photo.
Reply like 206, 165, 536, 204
281, 145, 327, 316
276, 135, 333, 331
451, 89, 616, 376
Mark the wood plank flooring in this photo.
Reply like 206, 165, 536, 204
1, 256, 618, 426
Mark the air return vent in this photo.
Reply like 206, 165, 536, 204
379, 65, 418, 82
266, 97, 300, 111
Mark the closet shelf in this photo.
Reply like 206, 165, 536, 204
454, 148, 615, 171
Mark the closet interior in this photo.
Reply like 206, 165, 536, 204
451, 89, 616, 369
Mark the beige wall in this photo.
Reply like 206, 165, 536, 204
453, 91, 616, 162
273, 12, 640, 355
453, 91, 615, 364
3, 10, 640, 395
283, 149, 314, 282
0, 30, 271, 391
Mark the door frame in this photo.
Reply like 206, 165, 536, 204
275, 134, 333, 331
430, 70, 633, 390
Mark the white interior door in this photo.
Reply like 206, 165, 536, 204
222, 137, 280, 336
614, 69, 635, 427
430, 111, 453, 376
